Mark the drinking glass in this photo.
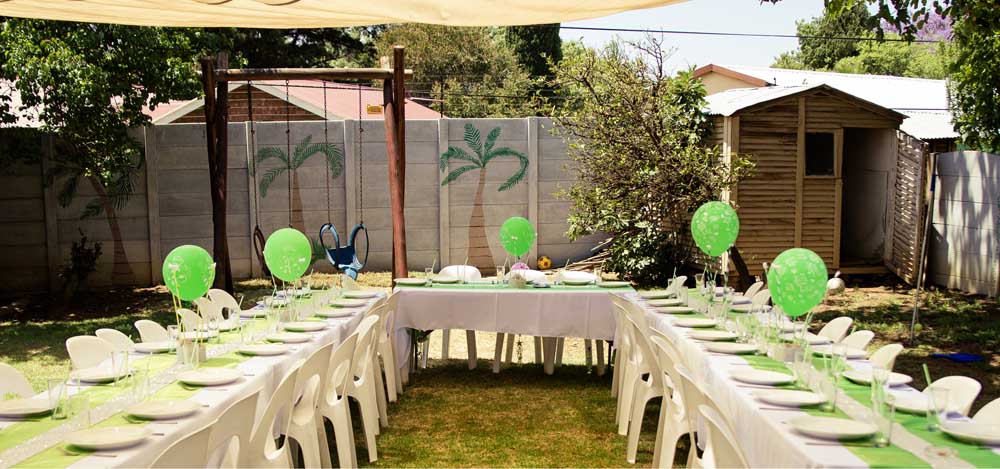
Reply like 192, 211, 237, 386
594, 267, 603, 284
47, 379, 69, 420
240, 320, 254, 345
425, 267, 434, 285
695, 274, 705, 294
927, 387, 949, 431
131, 363, 150, 403
69, 394, 90, 430
782, 345, 805, 386
819, 374, 838, 412
871, 365, 890, 404
207, 315, 219, 342
872, 395, 896, 447
111, 351, 129, 387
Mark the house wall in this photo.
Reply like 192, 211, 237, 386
171, 86, 323, 124
699, 72, 757, 95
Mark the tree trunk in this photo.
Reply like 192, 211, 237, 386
729, 245, 752, 292
89, 176, 135, 285
289, 170, 304, 230
467, 168, 494, 273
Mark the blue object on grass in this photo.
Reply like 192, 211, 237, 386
930, 353, 984, 363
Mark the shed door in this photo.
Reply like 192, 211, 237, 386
885, 131, 928, 284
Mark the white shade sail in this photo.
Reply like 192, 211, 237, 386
0, 0, 687, 28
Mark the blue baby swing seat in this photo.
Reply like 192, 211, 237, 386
319, 223, 369, 280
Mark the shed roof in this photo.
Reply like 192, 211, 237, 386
704, 83, 906, 122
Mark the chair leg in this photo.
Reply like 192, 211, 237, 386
317, 416, 333, 469
626, 389, 652, 464
533, 336, 543, 364
372, 366, 388, 428
355, 395, 379, 462
420, 341, 429, 368
441, 329, 451, 360
611, 346, 621, 397
505, 333, 515, 364
492, 333, 504, 373
381, 342, 398, 402
466, 330, 477, 369
596, 340, 606, 376
617, 366, 637, 435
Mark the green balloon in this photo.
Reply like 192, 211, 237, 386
162, 245, 215, 301
691, 201, 740, 257
767, 248, 828, 318
264, 228, 312, 282
499, 217, 536, 257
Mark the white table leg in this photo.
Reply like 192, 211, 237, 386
555, 338, 565, 366
542, 337, 557, 375
421, 340, 430, 368
492, 333, 504, 373
585, 339, 593, 369
504, 333, 515, 364
533, 336, 543, 364
441, 329, 451, 360
596, 339, 606, 376
466, 330, 477, 370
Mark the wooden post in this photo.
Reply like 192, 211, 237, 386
200, 53, 234, 292
383, 47, 408, 279
527, 117, 539, 266
41, 135, 61, 292
438, 119, 451, 267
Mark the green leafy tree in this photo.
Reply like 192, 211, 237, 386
776, 3, 876, 70
551, 37, 754, 286
832, 35, 949, 78
0, 20, 208, 285
440, 124, 528, 270
211, 27, 378, 68
256, 135, 344, 231
503, 24, 563, 79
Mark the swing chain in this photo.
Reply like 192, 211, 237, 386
285, 79, 292, 227
323, 80, 331, 222
357, 82, 363, 224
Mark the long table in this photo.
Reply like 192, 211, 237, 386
635, 291, 1000, 468
0, 294, 380, 469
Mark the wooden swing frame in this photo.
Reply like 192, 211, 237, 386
198, 47, 413, 291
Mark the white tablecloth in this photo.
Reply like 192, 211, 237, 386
392, 286, 619, 370
0, 295, 379, 469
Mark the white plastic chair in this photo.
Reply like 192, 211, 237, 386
319, 332, 359, 468
674, 365, 708, 469
667, 275, 688, 296
135, 320, 170, 343
206, 388, 260, 468
925, 376, 982, 416
194, 297, 226, 323
342, 274, 362, 291
0, 362, 34, 398
649, 335, 690, 469
739, 281, 764, 300
65, 335, 115, 369
840, 330, 875, 350
150, 421, 214, 468
699, 404, 749, 469
348, 315, 382, 462
608, 294, 630, 400
245, 364, 301, 469
731, 289, 770, 313
207, 289, 257, 318
287, 342, 335, 468
817, 316, 853, 343
869, 343, 904, 371
95, 328, 135, 352
439, 265, 482, 369
361, 308, 390, 429
373, 293, 402, 400
176, 308, 203, 331
973, 397, 1000, 424
623, 313, 667, 464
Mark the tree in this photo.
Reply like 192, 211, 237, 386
256, 135, 344, 232
776, 3, 876, 70
551, 37, 754, 286
0, 20, 207, 286
211, 27, 378, 68
439, 123, 528, 270
832, 35, 948, 78
503, 24, 563, 79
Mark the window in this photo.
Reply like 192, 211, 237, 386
805, 132, 835, 176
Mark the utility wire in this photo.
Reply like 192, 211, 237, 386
556, 25, 941, 44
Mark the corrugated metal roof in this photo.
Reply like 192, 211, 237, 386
704, 84, 820, 116
900, 110, 956, 140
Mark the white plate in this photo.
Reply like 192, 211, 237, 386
705, 342, 758, 354
343, 290, 379, 299
177, 367, 242, 386
811, 344, 867, 359
941, 421, 1000, 446
689, 330, 737, 341
729, 369, 796, 386
431, 276, 459, 284
126, 400, 199, 420
598, 281, 630, 288
562, 279, 593, 286
133, 341, 175, 354
240, 308, 267, 318
843, 370, 913, 387
66, 426, 150, 451
73, 368, 130, 384
779, 332, 831, 345
291, 288, 312, 297
394, 278, 428, 286
892, 394, 930, 414
640, 290, 673, 299
789, 416, 877, 441
731, 296, 752, 305
283, 321, 327, 332
647, 298, 684, 307
314, 308, 357, 318
266, 332, 312, 343
777, 323, 806, 333
218, 319, 239, 332
0, 399, 53, 418
264, 297, 289, 307
330, 298, 368, 308
673, 318, 717, 328
238, 343, 289, 356
753, 389, 827, 408
656, 306, 695, 314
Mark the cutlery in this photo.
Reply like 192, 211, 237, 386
61, 447, 117, 458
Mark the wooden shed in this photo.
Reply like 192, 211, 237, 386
706, 84, 928, 282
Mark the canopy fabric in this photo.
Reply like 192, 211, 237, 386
0, 0, 687, 28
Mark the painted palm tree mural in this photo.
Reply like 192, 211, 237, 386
256, 135, 344, 232
440, 124, 528, 270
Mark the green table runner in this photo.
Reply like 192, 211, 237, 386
396, 283, 633, 292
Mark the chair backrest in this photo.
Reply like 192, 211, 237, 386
342, 274, 362, 291
325, 333, 359, 409
667, 275, 688, 295
973, 397, 1000, 425
925, 375, 982, 416
248, 364, 301, 468
440, 265, 481, 281
176, 308, 202, 331
649, 335, 684, 399
840, 330, 875, 350
869, 343, 904, 371
674, 365, 709, 453
624, 314, 664, 389
351, 315, 380, 381
65, 335, 115, 369
750, 289, 771, 309
742, 281, 764, 299
207, 388, 260, 468
150, 421, 214, 468
699, 404, 749, 469
195, 297, 226, 323
134, 320, 170, 343
207, 289, 242, 315
0, 362, 34, 398
95, 328, 135, 352
293, 341, 335, 422
817, 316, 853, 343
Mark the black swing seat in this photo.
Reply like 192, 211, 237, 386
319, 223, 369, 280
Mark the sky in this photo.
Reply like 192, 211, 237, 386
560, 0, 826, 71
